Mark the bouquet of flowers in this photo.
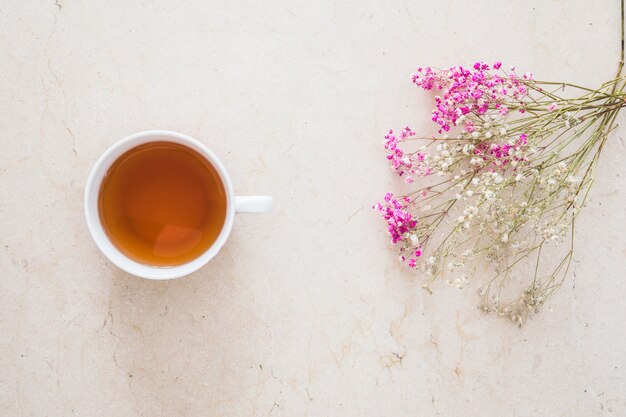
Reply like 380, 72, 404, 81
376, 8, 625, 324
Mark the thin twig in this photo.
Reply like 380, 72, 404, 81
611, 0, 625, 95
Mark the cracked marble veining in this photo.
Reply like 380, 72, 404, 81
1, 0, 626, 416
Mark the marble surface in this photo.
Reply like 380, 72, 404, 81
1, 0, 626, 415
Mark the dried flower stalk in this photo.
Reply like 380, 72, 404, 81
376, 2, 626, 324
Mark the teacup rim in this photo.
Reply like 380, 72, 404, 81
83, 130, 235, 280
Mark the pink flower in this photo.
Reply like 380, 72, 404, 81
408, 258, 417, 268
383, 127, 432, 178
471, 132, 529, 169
375, 193, 418, 245
411, 62, 530, 133
546, 103, 558, 112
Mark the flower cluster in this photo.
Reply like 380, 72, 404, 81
384, 127, 430, 182
374, 194, 424, 269
374, 193, 417, 245
412, 62, 533, 133
377, 61, 625, 324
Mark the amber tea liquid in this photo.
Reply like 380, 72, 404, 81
98, 141, 227, 266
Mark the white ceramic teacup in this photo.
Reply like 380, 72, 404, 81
84, 130, 272, 280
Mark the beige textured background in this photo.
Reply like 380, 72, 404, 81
1, 0, 625, 416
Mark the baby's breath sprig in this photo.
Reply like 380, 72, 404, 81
376, 3, 626, 324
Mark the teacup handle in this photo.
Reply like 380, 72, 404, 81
235, 196, 273, 213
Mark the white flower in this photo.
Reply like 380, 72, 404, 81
441, 150, 450, 157
427, 256, 436, 265
484, 190, 495, 200
494, 176, 503, 184
410, 234, 420, 246
471, 178, 479, 185
515, 174, 525, 182
483, 122, 491, 129
499, 127, 507, 135
501, 233, 509, 243
466, 190, 474, 197
457, 215, 465, 223
471, 132, 480, 139
455, 193, 463, 200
